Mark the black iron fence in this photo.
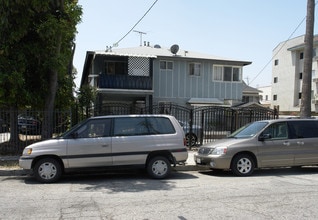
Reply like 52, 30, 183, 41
0, 104, 278, 154
0, 110, 72, 154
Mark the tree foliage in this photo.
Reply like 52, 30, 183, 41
0, 0, 82, 108
77, 84, 97, 118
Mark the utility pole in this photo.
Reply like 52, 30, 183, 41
300, 0, 315, 118
133, 30, 147, 46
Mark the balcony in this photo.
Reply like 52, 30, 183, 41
98, 74, 152, 90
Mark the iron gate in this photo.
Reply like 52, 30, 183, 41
95, 103, 278, 148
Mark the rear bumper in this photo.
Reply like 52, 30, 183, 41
173, 150, 188, 163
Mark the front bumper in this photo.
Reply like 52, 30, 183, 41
19, 156, 33, 169
194, 153, 231, 169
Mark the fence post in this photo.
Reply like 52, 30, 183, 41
200, 109, 204, 146
189, 109, 193, 149
231, 109, 235, 133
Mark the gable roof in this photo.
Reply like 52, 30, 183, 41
242, 81, 262, 94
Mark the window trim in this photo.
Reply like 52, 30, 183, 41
212, 65, 242, 82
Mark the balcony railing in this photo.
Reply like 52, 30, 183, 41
98, 74, 152, 90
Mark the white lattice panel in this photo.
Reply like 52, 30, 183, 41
128, 57, 150, 76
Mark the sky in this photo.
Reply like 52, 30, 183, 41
74, 0, 318, 89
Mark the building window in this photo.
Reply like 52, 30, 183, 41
213, 66, 222, 81
274, 77, 278, 83
299, 72, 302, 79
105, 61, 128, 75
265, 95, 268, 101
224, 67, 232, 81
299, 93, 302, 99
300, 52, 304, 59
213, 65, 241, 82
160, 61, 173, 70
189, 63, 201, 76
273, 95, 277, 101
232, 67, 240, 81
274, 59, 279, 65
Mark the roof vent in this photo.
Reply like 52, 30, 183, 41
170, 44, 179, 55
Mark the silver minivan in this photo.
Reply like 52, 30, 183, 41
19, 115, 188, 183
194, 119, 318, 176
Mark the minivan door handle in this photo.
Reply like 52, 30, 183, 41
283, 141, 290, 146
297, 141, 304, 145
102, 144, 110, 148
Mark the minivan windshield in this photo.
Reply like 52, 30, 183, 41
228, 121, 268, 138
56, 118, 89, 139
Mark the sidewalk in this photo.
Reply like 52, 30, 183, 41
0, 150, 208, 176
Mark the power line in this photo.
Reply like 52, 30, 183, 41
249, 1, 318, 87
113, 0, 158, 47
249, 15, 306, 87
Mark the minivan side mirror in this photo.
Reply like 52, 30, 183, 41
259, 133, 271, 141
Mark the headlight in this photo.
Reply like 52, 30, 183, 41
23, 148, 32, 155
211, 147, 227, 155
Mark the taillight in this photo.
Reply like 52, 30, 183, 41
183, 137, 186, 146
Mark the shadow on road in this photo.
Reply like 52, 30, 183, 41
14, 170, 199, 193
199, 166, 318, 177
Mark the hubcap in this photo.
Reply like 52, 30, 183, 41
237, 158, 252, 174
152, 160, 167, 176
38, 162, 57, 180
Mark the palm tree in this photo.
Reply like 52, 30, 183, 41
300, 0, 315, 118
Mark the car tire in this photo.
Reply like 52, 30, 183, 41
147, 156, 171, 179
231, 154, 255, 176
34, 158, 62, 183
185, 133, 197, 147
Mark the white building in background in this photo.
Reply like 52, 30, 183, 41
258, 85, 271, 108
271, 35, 318, 113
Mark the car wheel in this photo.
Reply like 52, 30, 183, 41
34, 158, 62, 183
231, 154, 255, 176
185, 133, 197, 147
147, 156, 171, 179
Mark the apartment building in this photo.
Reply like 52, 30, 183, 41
271, 35, 318, 113
80, 44, 251, 114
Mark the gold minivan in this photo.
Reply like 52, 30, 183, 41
194, 119, 318, 176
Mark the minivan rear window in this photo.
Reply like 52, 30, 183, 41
289, 121, 318, 138
113, 117, 175, 136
